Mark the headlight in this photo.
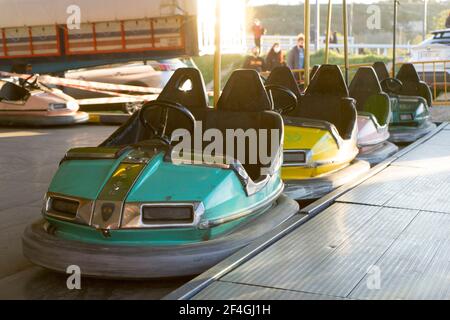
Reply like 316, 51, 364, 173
66, 101, 79, 111
142, 205, 194, 224
48, 103, 67, 111
48, 101, 79, 111
121, 202, 205, 229
46, 196, 79, 219
43, 193, 94, 225
283, 150, 309, 167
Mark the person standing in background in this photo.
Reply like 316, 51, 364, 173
331, 31, 339, 53
287, 34, 305, 80
243, 47, 266, 73
446, 12, 450, 28
265, 43, 284, 71
252, 19, 266, 49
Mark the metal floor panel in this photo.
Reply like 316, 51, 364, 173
337, 166, 423, 207
392, 143, 450, 169
193, 281, 344, 300
349, 210, 450, 300
338, 163, 450, 214
425, 130, 450, 147
220, 203, 380, 287
220, 204, 419, 298
384, 170, 450, 214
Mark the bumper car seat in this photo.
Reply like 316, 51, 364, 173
266, 65, 369, 200
0, 81, 30, 101
349, 67, 398, 164
372, 62, 436, 143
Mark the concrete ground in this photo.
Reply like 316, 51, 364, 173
0, 125, 191, 299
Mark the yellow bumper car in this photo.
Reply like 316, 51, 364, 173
266, 65, 370, 200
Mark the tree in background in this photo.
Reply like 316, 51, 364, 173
247, 1, 450, 44
431, 9, 450, 30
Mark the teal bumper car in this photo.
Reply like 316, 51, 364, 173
22, 68, 299, 279
373, 62, 436, 143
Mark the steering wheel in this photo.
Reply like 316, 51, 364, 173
20, 74, 38, 89
265, 84, 298, 115
380, 78, 403, 94
139, 100, 196, 145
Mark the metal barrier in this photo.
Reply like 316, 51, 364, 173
399, 60, 449, 106
249, 35, 415, 56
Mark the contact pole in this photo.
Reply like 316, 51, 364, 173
214, 0, 221, 107
304, 0, 311, 86
315, 0, 320, 52
393, 0, 398, 76
342, 0, 349, 84
325, 0, 332, 64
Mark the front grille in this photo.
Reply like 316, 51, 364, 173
142, 205, 194, 225
48, 197, 79, 219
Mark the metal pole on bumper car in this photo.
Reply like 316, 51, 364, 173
392, 0, 399, 76
304, 0, 311, 86
324, 0, 333, 64
342, 0, 349, 84
214, 0, 222, 107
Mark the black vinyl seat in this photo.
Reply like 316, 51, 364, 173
396, 63, 433, 107
157, 68, 209, 110
149, 67, 211, 135
215, 70, 283, 180
217, 69, 273, 112
265, 66, 302, 110
294, 64, 357, 140
0, 81, 30, 101
372, 62, 432, 107
372, 61, 390, 82
101, 68, 210, 146
102, 68, 283, 182
310, 64, 320, 81
349, 67, 390, 127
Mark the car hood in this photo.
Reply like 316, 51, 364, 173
49, 150, 232, 202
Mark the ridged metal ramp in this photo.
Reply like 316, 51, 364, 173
167, 123, 450, 300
